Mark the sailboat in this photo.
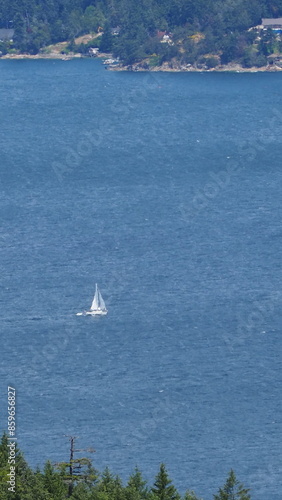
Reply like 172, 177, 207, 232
76, 284, 108, 316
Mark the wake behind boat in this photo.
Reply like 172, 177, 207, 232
76, 284, 108, 316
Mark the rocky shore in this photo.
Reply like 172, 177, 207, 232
107, 60, 282, 73
2, 51, 282, 72
0, 51, 110, 61
1, 52, 83, 60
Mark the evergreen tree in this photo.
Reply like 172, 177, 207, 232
98, 467, 126, 499
56, 436, 98, 497
0, 432, 39, 499
183, 491, 203, 500
99, 21, 113, 52
151, 464, 180, 500
0, 0, 281, 64
125, 466, 149, 499
214, 469, 251, 500
12, 12, 27, 49
43, 460, 67, 499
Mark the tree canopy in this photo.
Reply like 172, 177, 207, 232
0, 432, 254, 500
213, 469, 251, 500
1, 0, 282, 65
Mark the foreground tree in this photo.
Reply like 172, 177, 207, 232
0, 432, 58, 499
125, 466, 150, 499
183, 491, 203, 500
43, 460, 67, 499
56, 436, 97, 497
214, 469, 251, 500
151, 463, 180, 500
98, 467, 126, 499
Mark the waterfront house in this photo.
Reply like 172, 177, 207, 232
262, 18, 282, 31
0, 28, 14, 42
89, 47, 99, 56
267, 53, 282, 66
111, 27, 120, 36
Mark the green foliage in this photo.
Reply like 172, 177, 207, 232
183, 491, 203, 500
125, 466, 150, 499
43, 461, 67, 499
0, 432, 255, 500
97, 466, 126, 499
100, 21, 113, 52
220, 32, 248, 64
0, 432, 41, 500
83, 5, 105, 33
205, 56, 220, 69
148, 54, 161, 67
242, 47, 267, 67
152, 463, 180, 500
0, 41, 8, 55
159, 43, 179, 63
0, 0, 280, 65
213, 469, 251, 500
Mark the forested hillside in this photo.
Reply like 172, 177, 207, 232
1, 0, 282, 66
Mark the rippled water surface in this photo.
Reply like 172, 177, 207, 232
0, 60, 282, 499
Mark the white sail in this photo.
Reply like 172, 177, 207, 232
90, 295, 98, 310
90, 284, 106, 311
97, 289, 106, 310
90, 284, 99, 310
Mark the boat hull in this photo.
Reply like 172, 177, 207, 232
85, 310, 107, 316
76, 310, 107, 316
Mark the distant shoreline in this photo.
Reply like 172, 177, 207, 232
106, 59, 282, 73
2, 52, 282, 72
0, 53, 83, 60
108, 64, 282, 73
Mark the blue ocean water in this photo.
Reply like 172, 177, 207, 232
0, 59, 282, 499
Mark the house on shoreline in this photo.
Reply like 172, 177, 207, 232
267, 53, 282, 66
262, 18, 282, 32
0, 28, 14, 42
